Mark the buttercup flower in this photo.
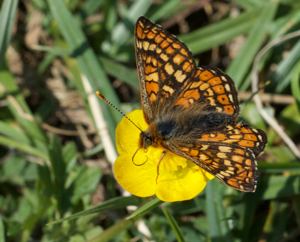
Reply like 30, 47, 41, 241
114, 110, 214, 202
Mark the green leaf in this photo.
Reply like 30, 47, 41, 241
180, 10, 258, 55
264, 201, 290, 242
206, 180, 233, 242
233, 0, 262, 9
291, 60, 300, 111
227, 2, 278, 87
90, 197, 160, 242
46, 0, 120, 130
161, 205, 185, 242
260, 175, 300, 200
278, 104, 300, 138
71, 167, 102, 204
273, 40, 300, 93
267, 146, 297, 163
0, 135, 48, 160
31, 45, 140, 89
0, 62, 48, 143
259, 161, 300, 173
241, 102, 266, 130
148, 0, 181, 22
103, 0, 153, 55
81, 0, 106, 17
48, 196, 140, 225
0, 121, 31, 144
63, 141, 78, 172
80, 143, 104, 157
0, 216, 5, 242
0, 0, 18, 65
99, 56, 139, 89
48, 134, 68, 214
126, 197, 162, 220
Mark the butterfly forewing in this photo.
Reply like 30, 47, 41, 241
174, 66, 240, 118
135, 17, 197, 123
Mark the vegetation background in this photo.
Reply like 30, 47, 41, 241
0, 0, 300, 241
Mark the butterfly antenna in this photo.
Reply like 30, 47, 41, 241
96, 91, 144, 133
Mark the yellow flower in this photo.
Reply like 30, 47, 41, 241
114, 110, 214, 202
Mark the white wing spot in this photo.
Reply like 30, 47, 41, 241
219, 146, 232, 152
221, 76, 227, 82
217, 152, 227, 159
143, 41, 150, 50
149, 44, 156, 51
225, 84, 231, 92
220, 171, 230, 177
162, 85, 174, 95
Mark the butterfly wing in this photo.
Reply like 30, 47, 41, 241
135, 17, 239, 124
165, 124, 267, 192
173, 66, 240, 118
135, 17, 267, 192
135, 17, 197, 124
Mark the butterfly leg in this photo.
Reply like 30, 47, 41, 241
156, 150, 167, 184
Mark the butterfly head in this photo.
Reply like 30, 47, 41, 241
139, 130, 154, 152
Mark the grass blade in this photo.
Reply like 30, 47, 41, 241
227, 2, 278, 87
0, 216, 5, 242
261, 175, 300, 200
126, 197, 162, 220
104, 0, 153, 55
0, 0, 18, 64
179, 10, 258, 55
0, 135, 48, 160
89, 198, 161, 242
206, 180, 233, 242
48, 196, 140, 225
161, 204, 185, 242
291, 60, 300, 111
47, 0, 120, 127
272, 40, 300, 93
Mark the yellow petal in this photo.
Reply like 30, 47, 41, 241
114, 109, 215, 202
115, 110, 147, 155
156, 161, 214, 202
114, 153, 156, 197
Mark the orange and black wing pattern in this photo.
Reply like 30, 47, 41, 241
135, 16, 197, 123
134, 16, 267, 192
173, 66, 240, 118
167, 124, 267, 192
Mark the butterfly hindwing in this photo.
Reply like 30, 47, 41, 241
166, 124, 267, 192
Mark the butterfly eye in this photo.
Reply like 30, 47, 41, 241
139, 131, 153, 148
143, 136, 153, 147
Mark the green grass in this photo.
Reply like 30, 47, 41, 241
0, 0, 300, 241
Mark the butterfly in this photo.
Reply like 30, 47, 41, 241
134, 16, 267, 192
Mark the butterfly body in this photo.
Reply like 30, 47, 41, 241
135, 16, 267, 192
140, 105, 235, 146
